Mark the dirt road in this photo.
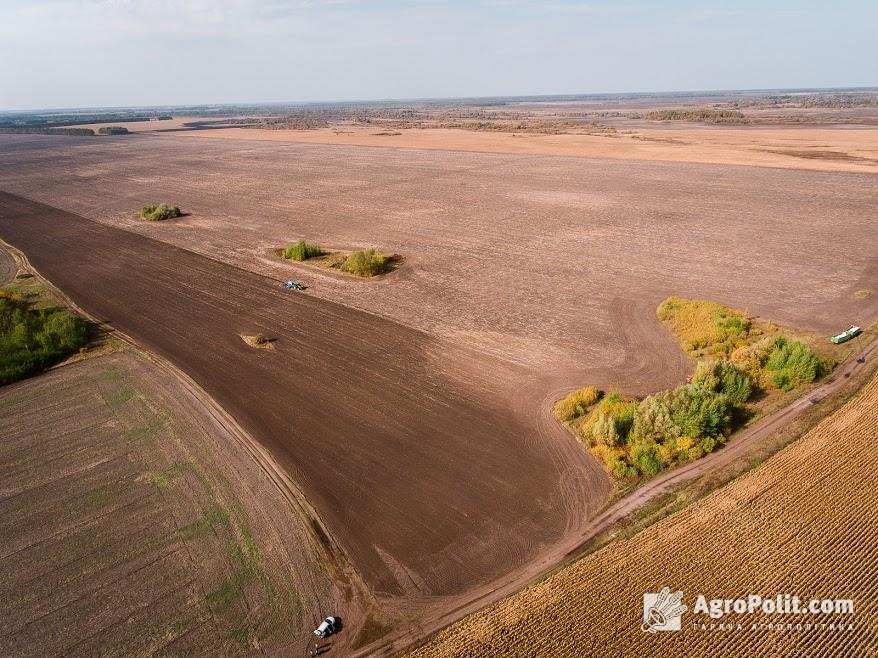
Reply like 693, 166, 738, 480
0, 244, 14, 283
0, 192, 611, 611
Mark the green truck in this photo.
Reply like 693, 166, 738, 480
831, 325, 862, 344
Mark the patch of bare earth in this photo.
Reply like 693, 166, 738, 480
0, 351, 346, 656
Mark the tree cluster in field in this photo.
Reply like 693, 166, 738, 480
340, 248, 390, 277
97, 126, 129, 135
657, 296, 753, 358
0, 291, 88, 384
556, 298, 826, 480
0, 127, 96, 136
644, 108, 749, 124
139, 204, 182, 221
282, 240, 324, 261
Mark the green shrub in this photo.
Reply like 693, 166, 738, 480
340, 248, 390, 277
283, 240, 324, 261
629, 440, 663, 476
763, 338, 824, 391
691, 359, 753, 404
553, 386, 602, 422
0, 293, 88, 384
139, 204, 182, 221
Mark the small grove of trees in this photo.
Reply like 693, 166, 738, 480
558, 337, 825, 480
732, 335, 825, 391
97, 126, 129, 135
139, 204, 182, 221
0, 291, 88, 384
0, 127, 95, 136
645, 108, 749, 124
282, 240, 324, 261
340, 248, 390, 277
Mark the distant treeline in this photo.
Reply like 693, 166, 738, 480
0, 127, 95, 136
644, 108, 749, 124
97, 126, 130, 135
0, 114, 170, 130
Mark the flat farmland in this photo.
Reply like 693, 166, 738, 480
0, 194, 608, 611
407, 370, 878, 658
0, 351, 342, 657
0, 133, 874, 378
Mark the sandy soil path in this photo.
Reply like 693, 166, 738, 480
0, 244, 15, 283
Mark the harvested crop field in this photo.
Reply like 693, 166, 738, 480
0, 133, 875, 376
0, 193, 608, 609
178, 125, 878, 174
0, 350, 343, 657
407, 370, 878, 658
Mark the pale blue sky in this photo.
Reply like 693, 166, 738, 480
1, 1, 875, 111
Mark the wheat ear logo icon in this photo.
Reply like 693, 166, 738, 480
642, 587, 687, 633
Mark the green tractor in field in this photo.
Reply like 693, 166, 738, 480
830, 325, 861, 344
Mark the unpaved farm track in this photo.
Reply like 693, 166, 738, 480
0, 192, 610, 611
0, 243, 15, 283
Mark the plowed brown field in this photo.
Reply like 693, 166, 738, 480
0, 193, 607, 607
0, 351, 342, 656
406, 371, 878, 658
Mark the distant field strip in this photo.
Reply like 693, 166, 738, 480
408, 372, 878, 657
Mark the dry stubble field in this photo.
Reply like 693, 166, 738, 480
407, 370, 878, 658
0, 133, 874, 382
0, 350, 343, 657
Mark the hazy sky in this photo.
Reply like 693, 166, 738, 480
1, 0, 876, 111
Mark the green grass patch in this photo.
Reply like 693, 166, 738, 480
282, 240, 324, 261
105, 384, 136, 406
148, 461, 192, 490
175, 504, 231, 542
139, 204, 183, 221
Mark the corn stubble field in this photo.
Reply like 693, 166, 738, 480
408, 371, 878, 657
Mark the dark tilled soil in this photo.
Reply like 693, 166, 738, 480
0, 192, 609, 600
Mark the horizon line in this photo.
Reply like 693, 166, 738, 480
2, 85, 876, 115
